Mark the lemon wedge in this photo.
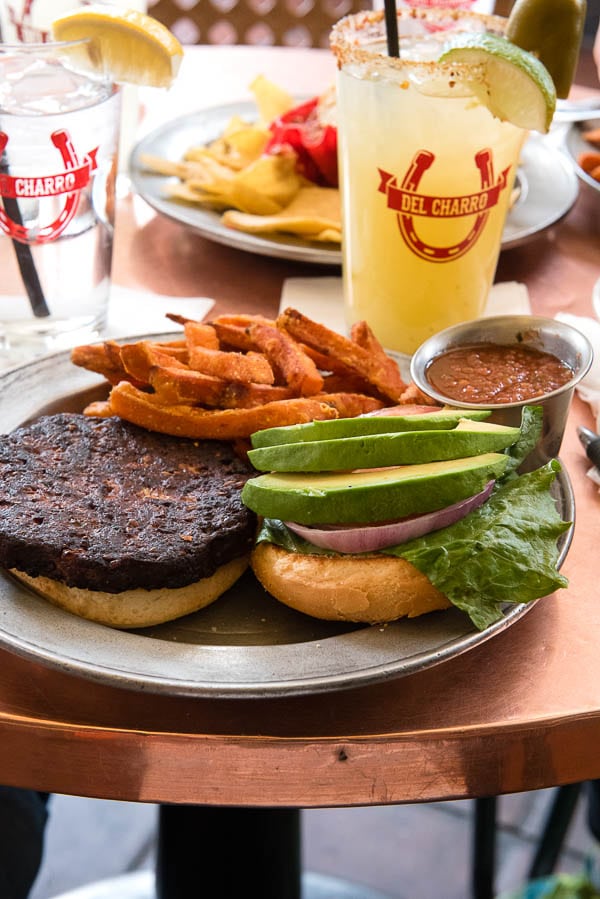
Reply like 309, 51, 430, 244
51, 5, 183, 87
439, 33, 556, 133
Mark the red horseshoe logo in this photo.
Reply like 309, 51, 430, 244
397, 149, 493, 262
378, 149, 510, 264
0, 129, 97, 245
8, 0, 49, 43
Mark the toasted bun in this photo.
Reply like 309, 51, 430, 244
250, 543, 451, 624
10, 555, 249, 629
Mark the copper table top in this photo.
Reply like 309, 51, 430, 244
0, 45, 599, 808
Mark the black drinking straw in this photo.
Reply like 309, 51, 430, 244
1, 149, 50, 318
0, 13, 50, 320
383, 0, 400, 57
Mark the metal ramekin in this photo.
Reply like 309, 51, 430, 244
410, 315, 594, 470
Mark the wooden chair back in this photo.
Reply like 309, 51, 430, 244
148, 0, 372, 49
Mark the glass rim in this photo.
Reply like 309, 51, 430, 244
330, 7, 508, 73
0, 37, 93, 51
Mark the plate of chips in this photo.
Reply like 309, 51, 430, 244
130, 76, 343, 265
129, 93, 579, 264
564, 118, 600, 193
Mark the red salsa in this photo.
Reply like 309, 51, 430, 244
425, 342, 573, 404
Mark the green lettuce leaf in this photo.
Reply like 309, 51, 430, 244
384, 460, 570, 630
504, 404, 543, 474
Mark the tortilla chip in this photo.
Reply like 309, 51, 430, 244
186, 118, 270, 171
229, 153, 301, 214
249, 74, 295, 124
221, 185, 341, 243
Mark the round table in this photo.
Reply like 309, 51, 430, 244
0, 42, 599, 899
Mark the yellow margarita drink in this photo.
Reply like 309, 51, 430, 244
331, 8, 527, 359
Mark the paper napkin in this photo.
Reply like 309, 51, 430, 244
105, 286, 215, 339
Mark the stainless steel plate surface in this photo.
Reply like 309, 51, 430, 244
564, 118, 600, 193
0, 346, 575, 698
129, 103, 579, 263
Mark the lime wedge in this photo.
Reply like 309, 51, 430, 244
506, 0, 586, 100
439, 33, 556, 133
51, 5, 183, 87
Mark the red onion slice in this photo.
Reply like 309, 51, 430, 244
284, 481, 495, 554
362, 404, 441, 417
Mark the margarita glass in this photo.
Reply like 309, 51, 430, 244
331, 7, 528, 362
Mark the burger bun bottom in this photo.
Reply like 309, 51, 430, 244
251, 543, 451, 624
10, 554, 250, 629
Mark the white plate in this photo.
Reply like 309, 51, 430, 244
0, 344, 574, 698
564, 118, 600, 193
129, 103, 579, 264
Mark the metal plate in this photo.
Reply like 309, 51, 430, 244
564, 118, 600, 193
0, 345, 575, 698
129, 103, 579, 263
129, 101, 341, 266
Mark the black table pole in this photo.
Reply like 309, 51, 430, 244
156, 805, 302, 899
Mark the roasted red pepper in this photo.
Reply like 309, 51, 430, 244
265, 97, 338, 188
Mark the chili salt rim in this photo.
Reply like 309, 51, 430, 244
330, 7, 507, 86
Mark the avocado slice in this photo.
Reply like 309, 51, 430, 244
247, 420, 520, 472
241, 452, 509, 524
250, 408, 491, 449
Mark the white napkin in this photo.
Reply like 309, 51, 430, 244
279, 277, 531, 336
104, 286, 215, 339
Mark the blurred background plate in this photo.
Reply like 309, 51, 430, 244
563, 118, 600, 192
502, 133, 580, 249
129, 104, 579, 263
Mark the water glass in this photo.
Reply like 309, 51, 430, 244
0, 38, 120, 366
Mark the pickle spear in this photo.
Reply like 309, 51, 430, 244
506, 0, 587, 99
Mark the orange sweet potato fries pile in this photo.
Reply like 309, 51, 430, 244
71, 308, 435, 440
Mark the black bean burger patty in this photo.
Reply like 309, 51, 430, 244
0, 414, 257, 593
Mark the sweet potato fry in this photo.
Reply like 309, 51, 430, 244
583, 127, 600, 148
299, 343, 356, 375
350, 320, 408, 398
321, 371, 386, 398
316, 392, 384, 417
578, 150, 600, 174
150, 366, 293, 408
210, 321, 259, 352
119, 341, 187, 384
247, 321, 324, 396
397, 381, 440, 407
70, 341, 132, 386
211, 313, 276, 328
83, 400, 114, 417
188, 346, 274, 385
107, 381, 342, 439
278, 308, 406, 403
209, 314, 277, 352
183, 321, 220, 350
